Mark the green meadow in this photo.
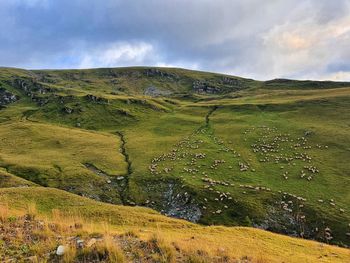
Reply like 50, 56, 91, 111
0, 66, 349, 249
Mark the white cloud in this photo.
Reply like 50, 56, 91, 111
74, 42, 200, 71
1, 0, 350, 80
155, 62, 200, 70
77, 42, 155, 69
323, 71, 350, 81
256, 13, 350, 80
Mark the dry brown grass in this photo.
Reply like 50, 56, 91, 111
0, 203, 9, 222
26, 202, 37, 219
1, 195, 349, 262
98, 235, 126, 263
148, 233, 177, 263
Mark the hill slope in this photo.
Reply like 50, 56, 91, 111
0, 66, 349, 255
0, 186, 349, 262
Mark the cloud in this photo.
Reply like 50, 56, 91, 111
0, 0, 349, 80
76, 42, 155, 69
260, 13, 350, 80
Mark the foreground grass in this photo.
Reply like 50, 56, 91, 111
0, 187, 349, 263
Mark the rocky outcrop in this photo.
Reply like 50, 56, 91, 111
56, 95, 75, 104
34, 97, 50, 106
193, 77, 246, 94
85, 94, 109, 104
0, 87, 18, 106
13, 78, 52, 96
254, 206, 300, 237
192, 80, 221, 94
12, 78, 52, 106
142, 180, 202, 223
221, 76, 242, 86
63, 106, 74, 114
144, 86, 172, 97
144, 68, 178, 80
161, 182, 202, 222
254, 202, 341, 244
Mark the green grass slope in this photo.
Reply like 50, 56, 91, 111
0, 121, 127, 203
0, 66, 349, 248
0, 169, 36, 188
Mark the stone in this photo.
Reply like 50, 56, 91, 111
0, 87, 19, 106
76, 239, 84, 248
56, 245, 66, 256
192, 80, 221, 94
144, 86, 172, 97
63, 106, 73, 114
86, 238, 97, 248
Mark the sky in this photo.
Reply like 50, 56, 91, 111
0, 0, 350, 81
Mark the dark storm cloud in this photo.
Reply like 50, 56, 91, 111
0, 0, 350, 80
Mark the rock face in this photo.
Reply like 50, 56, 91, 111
161, 182, 202, 222
144, 86, 172, 97
192, 80, 221, 94
221, 76, 242, 86
254, 205, 324, 241
14, 78, 52, 96
144, 68, 178, 80
0, 87, 18, 106
141, 180, 202, 223
192, 77, 245, 94
255, 206, 299, 237
12, 78, 51, 106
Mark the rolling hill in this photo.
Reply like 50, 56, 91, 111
0, 66, 349, 261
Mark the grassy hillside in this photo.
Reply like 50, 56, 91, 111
0, 187, 349, 262
0, 66, 349, 255
0, 169, 36, 188
0, 121, 127, 203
